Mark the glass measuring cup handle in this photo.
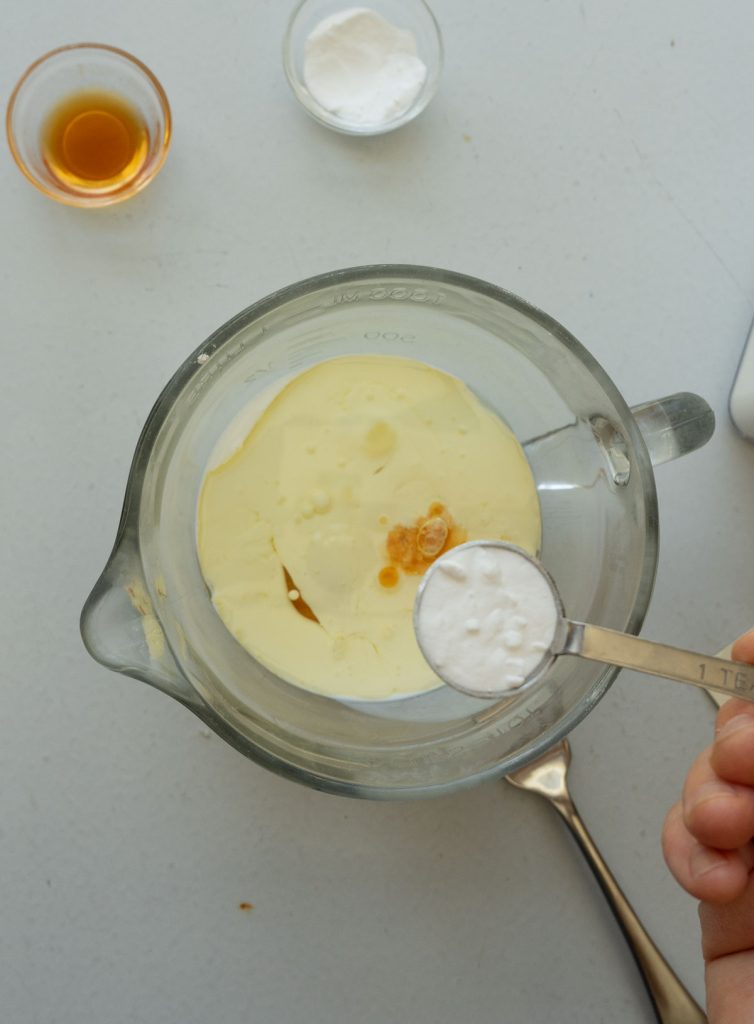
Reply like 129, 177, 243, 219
80, 535, 201, 710
630, 392, 715, 466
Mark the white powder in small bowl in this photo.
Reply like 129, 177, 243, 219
414, 544, 562, 698
303, 7, 428, 128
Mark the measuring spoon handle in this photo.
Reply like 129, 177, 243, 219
560, 623, 754, 702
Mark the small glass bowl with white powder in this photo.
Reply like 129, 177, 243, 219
283, 0, 443, 135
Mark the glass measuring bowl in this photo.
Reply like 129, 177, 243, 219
80, 266, 714, 799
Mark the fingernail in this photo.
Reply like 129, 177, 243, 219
690, 845, 728, 879
686, 780, 739, 813
717, 714, 754, 740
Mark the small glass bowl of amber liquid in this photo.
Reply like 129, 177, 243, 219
6, 43, 171, 207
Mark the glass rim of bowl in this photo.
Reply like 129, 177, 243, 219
5, 41, 172, 208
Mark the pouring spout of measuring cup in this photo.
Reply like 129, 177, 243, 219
80, 531, 201, 711
414, 541, 754, 704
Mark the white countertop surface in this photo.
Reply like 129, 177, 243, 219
3, 1, 754, 1021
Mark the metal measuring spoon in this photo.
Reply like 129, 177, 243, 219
414, 541, 754, 703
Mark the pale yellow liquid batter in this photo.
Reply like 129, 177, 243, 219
197, 355, 541, 700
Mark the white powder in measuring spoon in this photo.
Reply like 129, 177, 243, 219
303, 7, 428, 127
414, 544, 561, 697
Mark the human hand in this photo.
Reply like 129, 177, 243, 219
662, 629, 754, 1024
